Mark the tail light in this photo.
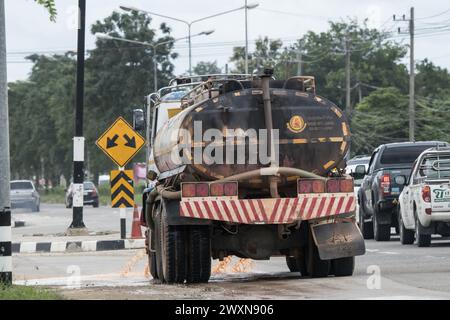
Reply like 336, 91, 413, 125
181, 183, 209, 197
91, 189, 97, 196
422, 186, 431, 203
425, 208, 432, 215
380, 174, 390, 195
326, 178, 354, 193
182, 182, 238, 197
339, 179, 354, 192
210, 182, 238, 197
298, 179, 325, 194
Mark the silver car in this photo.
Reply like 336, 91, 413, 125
10, 180, 40, 212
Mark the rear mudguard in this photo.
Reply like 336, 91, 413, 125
311, 221, 366, 260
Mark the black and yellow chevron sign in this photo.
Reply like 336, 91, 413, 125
110, 170, 134, 208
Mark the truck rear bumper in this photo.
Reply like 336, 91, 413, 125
180, 193, 356, 224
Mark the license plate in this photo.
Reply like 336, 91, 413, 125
432, 186, 450, 203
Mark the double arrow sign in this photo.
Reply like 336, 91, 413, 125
96, 117, 145, 168
110, 170, 134, 208
107, 134, 137, 149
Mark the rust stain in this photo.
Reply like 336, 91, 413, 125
212, 256, 233, 274
231, 259, 255, 273
120, 249, 146, 277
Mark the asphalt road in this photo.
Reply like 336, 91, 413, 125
12, 203, 134, 240
12, 234, 450, 300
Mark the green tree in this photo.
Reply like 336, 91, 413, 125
9, 54, 76, 186
351, 87, 409, 155
85, 11, 178, 178
230, 37, 283, 74
292, 20, 408, 108
415, 59, 450, 98
34, 0, 57, 21
193, 61, 222, 75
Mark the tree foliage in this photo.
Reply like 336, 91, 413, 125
193, 61, 222, 75
8, 11, 177, 186
34, 0, 57, 21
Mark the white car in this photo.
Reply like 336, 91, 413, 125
398, 147, 450, 247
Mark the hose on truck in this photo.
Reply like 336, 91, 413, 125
145, 167, 324, 228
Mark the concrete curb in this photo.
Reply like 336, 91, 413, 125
12, 238, 145, 254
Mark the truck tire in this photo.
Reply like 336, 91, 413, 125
187, 226, 211, 284
160, 205, 188, 284
286, 256, 299, 272
149, 250, 158, 280
399, 209, 414, 245
332, 257, 355, 277
373, 210, 390, 241
359, 206, 374, 239
306, 230, 330, 278
415, 218, 431, 247
154, 209, 165, 282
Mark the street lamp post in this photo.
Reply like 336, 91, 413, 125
96, 31, 213, 91
120, 3, 259, 75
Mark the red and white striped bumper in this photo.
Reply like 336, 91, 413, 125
179, 193, 356, 224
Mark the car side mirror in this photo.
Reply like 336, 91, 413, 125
133, 109, 145, 131
394, 175, 407, 186
351, 165, 366, 179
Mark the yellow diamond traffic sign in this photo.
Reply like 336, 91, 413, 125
96, 117, 145, 167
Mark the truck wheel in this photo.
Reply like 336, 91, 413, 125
294, 251, 308, 276
306, 231, 330, 278
149, 250, 158, 280
160, 206, 187, 284
359, 206, 374, 239
187, 226, 211, 284
286, 256, 299, 272
154, 209, 164, 282
399, 210, 414, 245
415, 218, 431, 247
373, 211, 391, 241
332, 257, 355, 277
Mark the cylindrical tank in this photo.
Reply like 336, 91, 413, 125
153, 81, 350, 187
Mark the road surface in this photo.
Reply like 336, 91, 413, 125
12, 235, 450, 300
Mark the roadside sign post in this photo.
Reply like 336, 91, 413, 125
96, 117, 144, 239
110, 168, 135, 239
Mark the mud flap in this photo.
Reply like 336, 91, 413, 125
311, 221, 366, 260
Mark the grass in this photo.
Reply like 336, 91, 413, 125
0, 284, 62, 300
40, 184, 144, 207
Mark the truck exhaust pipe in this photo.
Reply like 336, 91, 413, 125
261, 68, 280, 198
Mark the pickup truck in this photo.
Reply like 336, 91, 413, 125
357, 141, 449, 241
398, 147, 450, 247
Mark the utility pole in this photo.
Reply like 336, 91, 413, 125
297, 43, 303, 76
394, 7, 415, 142
68, 0, 87, 234
0, 0, 12, 284
245, 0, 249, 74
345, 37, 351, 119
409, 7, 415, 142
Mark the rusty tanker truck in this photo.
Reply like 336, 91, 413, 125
133, 70, 365, 284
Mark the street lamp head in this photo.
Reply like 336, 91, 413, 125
119, 5, 138, 12
246, 3, 259, 9
95, 33, 113, 40
201, 29, 215, 36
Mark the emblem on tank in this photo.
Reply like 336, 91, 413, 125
287, 115, 306, 133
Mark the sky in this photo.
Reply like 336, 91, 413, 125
5, 0, 450, 83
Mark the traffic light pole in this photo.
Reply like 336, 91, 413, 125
69, 0, 87, 233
